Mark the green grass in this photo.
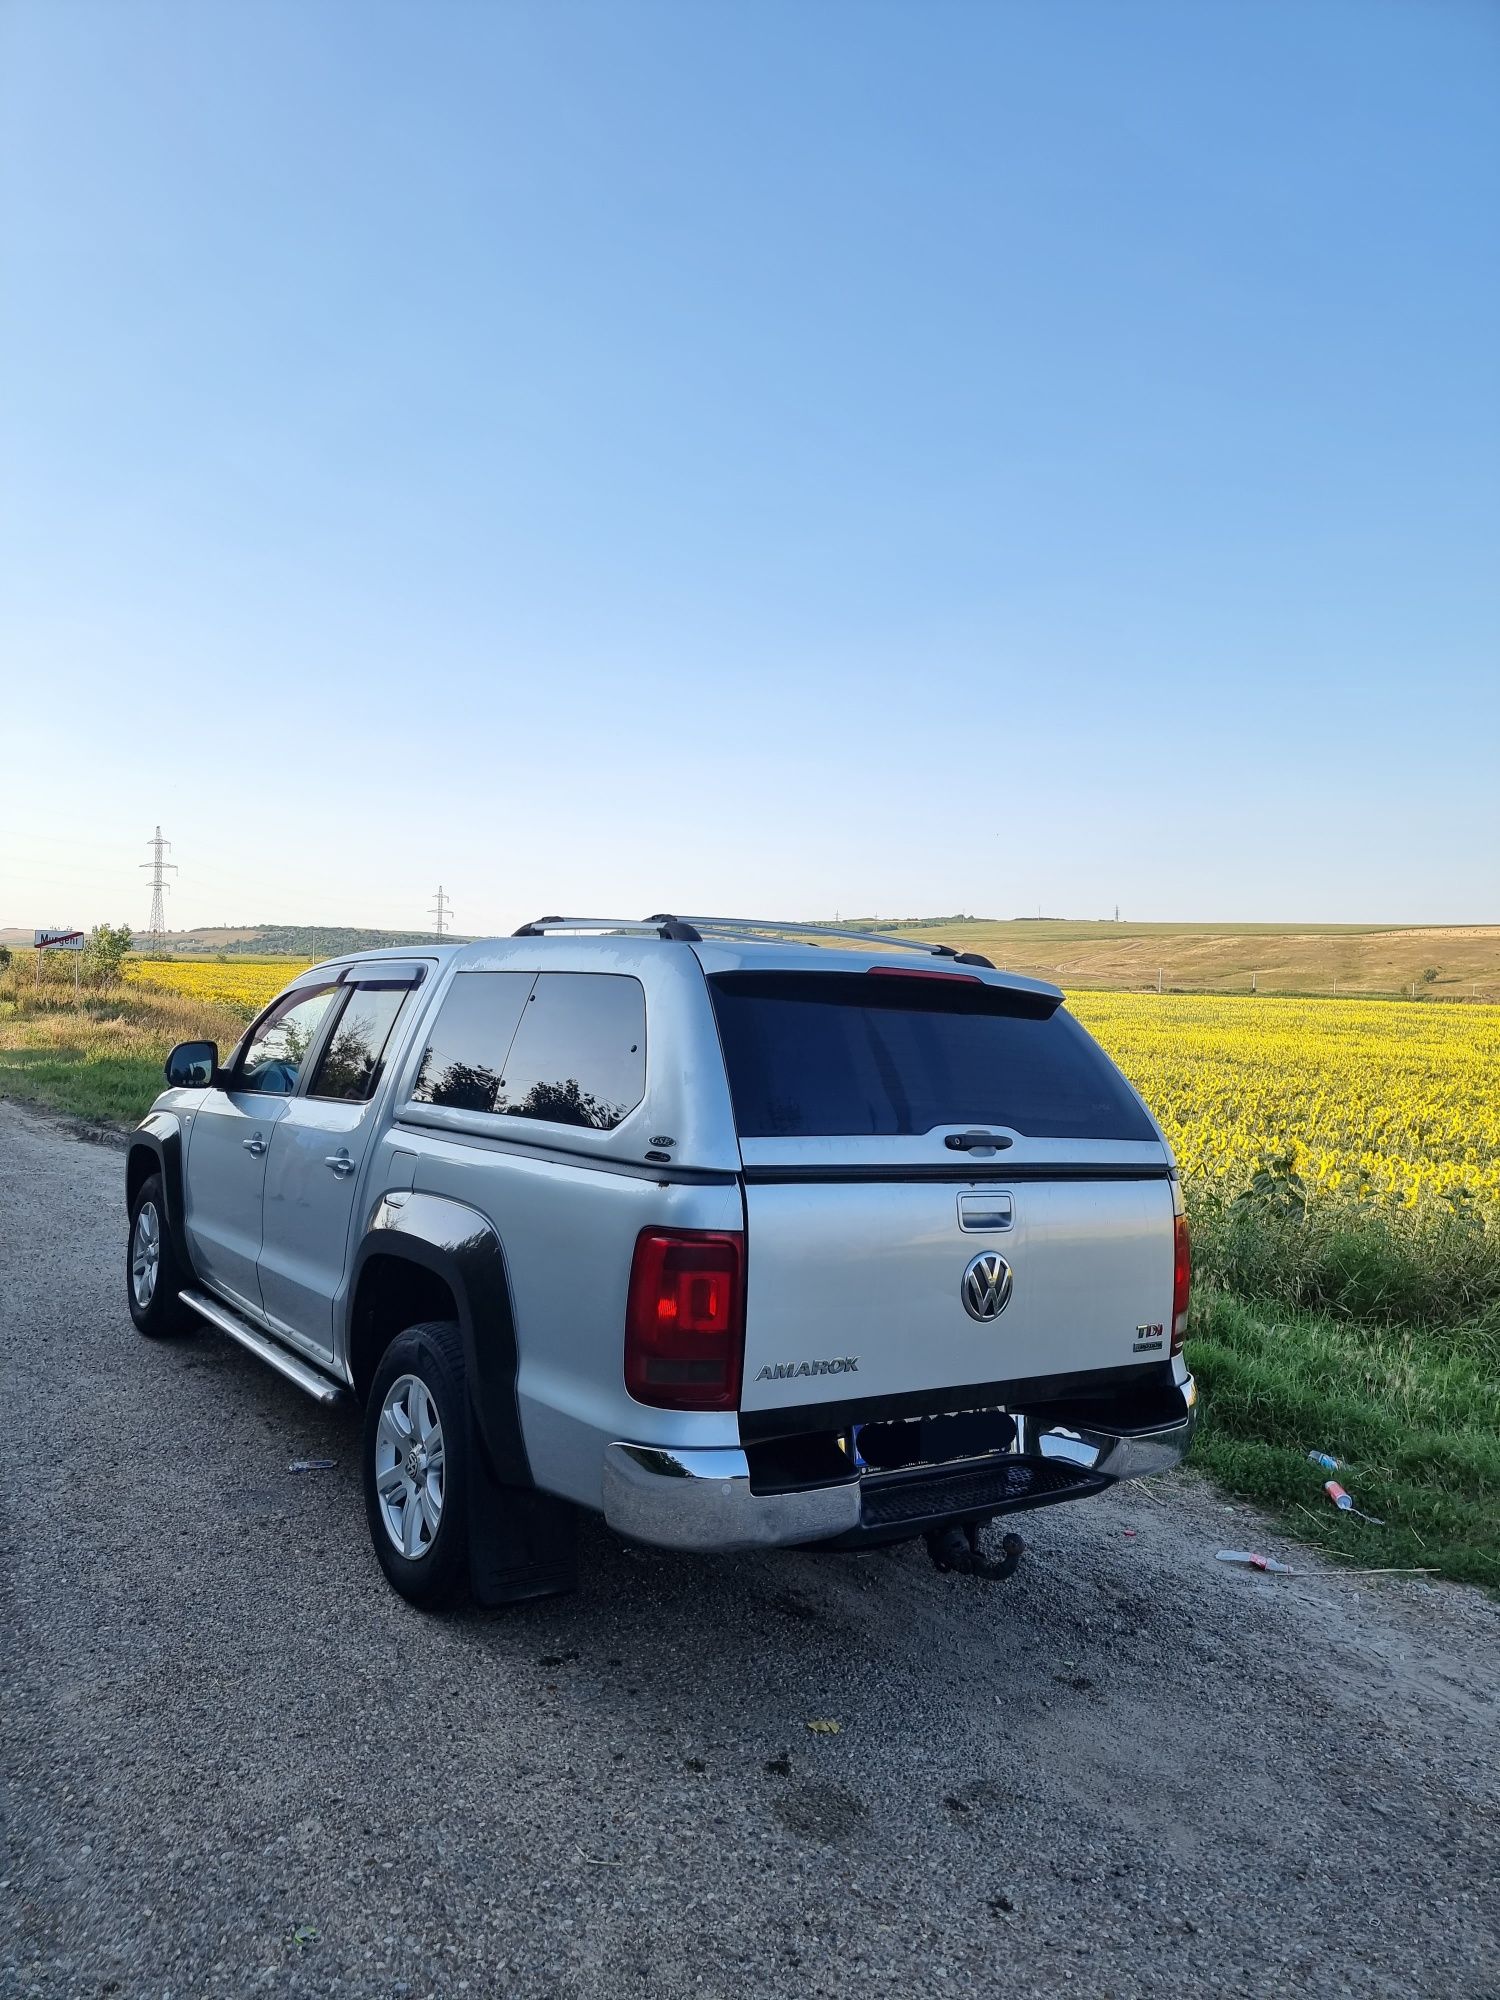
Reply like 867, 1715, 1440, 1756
1187, 1289, 1500, 1589
1179, 1186, 1500, 1588
1193, 1192, 1500, 1345
0, 1043, 172, 1124
0, 971, 249, 1126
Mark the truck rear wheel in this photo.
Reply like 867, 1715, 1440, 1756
363, 1321, 471, 1610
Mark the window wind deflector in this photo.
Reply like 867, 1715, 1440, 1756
944, 1130, 1015, 1152
340, 962, 426, 988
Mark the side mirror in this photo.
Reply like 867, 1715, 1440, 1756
165, 1040, 219, 1088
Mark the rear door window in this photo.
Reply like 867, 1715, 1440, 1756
497, 973, 646, 1130
708, 971, 1153, 1141
410, 972, 535, 1112
308, 984, 415, 1102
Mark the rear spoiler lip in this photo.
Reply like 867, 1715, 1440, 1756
739, 1162, 1174, 1186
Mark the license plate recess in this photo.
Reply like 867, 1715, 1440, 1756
854, 1407, 1016, 1472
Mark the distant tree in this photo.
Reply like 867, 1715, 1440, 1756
1421, 966, 1439, 985
82, 922, 133, 986
0, 945, 11, 971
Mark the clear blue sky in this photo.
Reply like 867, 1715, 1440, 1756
2, 0, 1496, 935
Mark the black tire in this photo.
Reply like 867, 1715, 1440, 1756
363, 1320, 471, 1610
126, 1173, 194, 1337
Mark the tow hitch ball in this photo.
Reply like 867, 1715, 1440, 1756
924, 1522, 1025, 1581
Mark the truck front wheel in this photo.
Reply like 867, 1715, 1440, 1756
127, 1174, 193, 1337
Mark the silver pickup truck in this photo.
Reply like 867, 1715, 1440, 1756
125, 916, 1196, 1609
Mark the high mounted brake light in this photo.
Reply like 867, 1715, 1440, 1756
624, 1229, 745, 1410
867, 966, 983, 983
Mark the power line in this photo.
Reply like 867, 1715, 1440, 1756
139, 825, 178, 950
429, 885, 453, 940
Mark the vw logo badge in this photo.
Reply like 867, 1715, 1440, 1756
962, 1250, 1013, 1322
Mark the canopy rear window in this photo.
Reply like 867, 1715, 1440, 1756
410, 970, 646, 1131
708, 971, 1153, 1141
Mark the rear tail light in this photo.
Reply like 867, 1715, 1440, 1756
1171, 1211, 1192, 1356
624, 1229, 745, 1410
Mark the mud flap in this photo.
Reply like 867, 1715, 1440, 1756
466, 1406, 578, 1605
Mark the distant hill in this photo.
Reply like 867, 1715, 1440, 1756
899, 918, 1500, 1000
6, 916, 1493, 999
147, 924, 468, 958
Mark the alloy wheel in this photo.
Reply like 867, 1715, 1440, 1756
373, 1372, 446, 1559
131, 1201, 161, 1310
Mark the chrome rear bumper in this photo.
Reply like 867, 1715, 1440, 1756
1029, 1371, 1199, 1483
603, 1374, 1197, 1553
601, 1443, 862, 1552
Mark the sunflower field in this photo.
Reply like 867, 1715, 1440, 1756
123, 956, 313, 1012
1073, 992, 1500, 1214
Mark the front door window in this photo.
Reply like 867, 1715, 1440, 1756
237, 986, 339, 1095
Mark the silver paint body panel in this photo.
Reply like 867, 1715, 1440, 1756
139, 930, 1188, 1545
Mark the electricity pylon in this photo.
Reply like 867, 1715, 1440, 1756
140, 826, 178, 949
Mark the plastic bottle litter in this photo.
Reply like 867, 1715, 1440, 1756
1324, 1479, 1384, 1524
1307, 1451, 1341, 1472
1217, 1550, 1296, 1575
288, 1458, 337, 1473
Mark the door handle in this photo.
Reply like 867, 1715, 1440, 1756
325, 1151, 356, 1177
242, 1135, 267, 1156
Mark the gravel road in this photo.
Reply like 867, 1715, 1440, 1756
1, 1100, 1496, 2000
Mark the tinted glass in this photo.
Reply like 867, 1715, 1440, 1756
410, 972, 535, 1111
709, 972, 1153, 1141
237, 985, 339, 1096
497, 973, 646, 1130
308, 985, 412, 1102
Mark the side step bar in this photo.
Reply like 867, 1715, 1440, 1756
180, 1289, 346, 1406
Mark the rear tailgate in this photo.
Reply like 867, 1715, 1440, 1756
739, 1167, 1175, 1411
706, 965, 1177, 1419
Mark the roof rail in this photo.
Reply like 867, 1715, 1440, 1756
511, 914, 994, 967
512, 915, 703, 942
